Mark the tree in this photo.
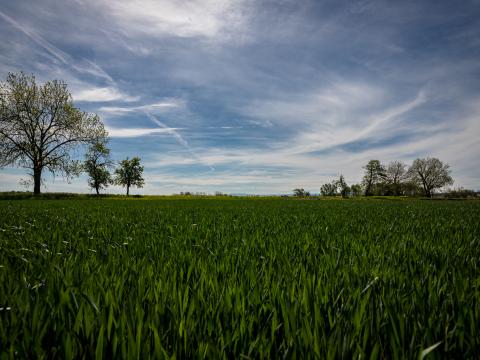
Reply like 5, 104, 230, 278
350, 184, 362, 197
320, 182, 337, 197
407, 157, 453, 198
385, 161, 407, 196
362, 160, 386, 196
337, 175, 350, 198
0, 72, 106, 194
84, 142, 112, 195
114, 157, 144, 196
293, 188, 308, 197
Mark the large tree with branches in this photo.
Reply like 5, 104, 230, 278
408, 157, 453, 198
0, 72, 107, 194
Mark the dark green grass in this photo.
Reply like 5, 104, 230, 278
0, 199, 479, 358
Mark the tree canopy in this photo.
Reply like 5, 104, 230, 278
114, 157, 145, 196
408, 157, 453, 197
385, 161, 407, 196
84, 142, 112, 195
0, 72, 107, 194
362, 160, 386, 196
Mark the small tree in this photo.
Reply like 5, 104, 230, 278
0, 72, 106, 194
114, 157, 144, 196
320, 182, 337, 197
84, 142, 112, 195
293, 188, 306, 197
407, 157, 453, 197
362, 160, 386, 196
337, 175, 350, 198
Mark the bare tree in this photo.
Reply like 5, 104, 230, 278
385, 161, 407, 196
408, 157, 453, 197
0, 72, 107, 194
362, 160, 386, 196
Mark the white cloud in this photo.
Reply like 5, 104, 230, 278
292, 89, 427, 155
106, 126, 183, 138
99, 100, 184, 114
72, 59, 115, 84
92, 0, 251, 42
72, 87, 139, 102
241, 81, 386, 128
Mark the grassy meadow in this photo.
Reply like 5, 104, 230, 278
0, 197, 479, 358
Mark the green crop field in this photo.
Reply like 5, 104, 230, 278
0, 198, 479, 359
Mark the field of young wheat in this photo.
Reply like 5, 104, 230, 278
0, 198, 479, 358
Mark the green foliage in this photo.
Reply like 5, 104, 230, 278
114, 157, 145, 196
362, 160, 386, 196
0, 72, 107, 194
337, 175, 350, 198
385, 161, 407, 196
350, 184, 363, 197
320, 182, 337, 197
408, 158, 454, 198
84, 142, 113, 195
0, 199, 479, 358
293, 188, 309, 197
320, 175, 349, 197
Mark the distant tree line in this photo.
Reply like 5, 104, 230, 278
316, 158, 455, 198
294, 158, 470, 199
0, 72, 144, 196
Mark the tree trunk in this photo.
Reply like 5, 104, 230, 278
95, 186, 99, 196
126, 184, 130, 196
422, 182, 431, 198
33, 166, 42, 195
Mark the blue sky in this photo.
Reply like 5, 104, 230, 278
1, 0, 479, 194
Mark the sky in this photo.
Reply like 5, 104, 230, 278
0, 0, 479, 194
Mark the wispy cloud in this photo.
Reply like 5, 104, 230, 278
73, 59, 115, 84
92, 0, 251, 42
106, 126, 183, 138
144, 112, 214, 170
72, 87, 139, 102
99, 100, 184, 114
0, 10, 70, 64
0, 9, 135, 102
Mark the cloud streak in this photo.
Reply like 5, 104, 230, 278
0, 9, 135, 102
99, 100, 184, 114
106, 126, 183, 138
0, 10, 70, 64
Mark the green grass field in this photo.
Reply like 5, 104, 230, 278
0, 198, 479, 358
